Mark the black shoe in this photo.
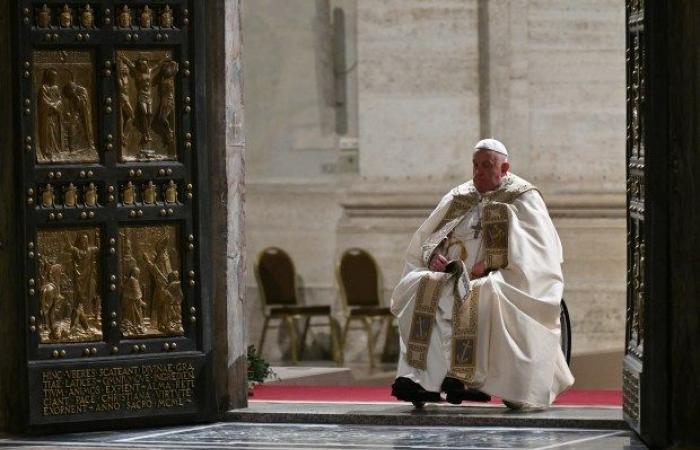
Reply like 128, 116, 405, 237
391, 377, 442, 404
441, 377, 491, 405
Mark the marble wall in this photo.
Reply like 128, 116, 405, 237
242, 0, 626, 387
486, 0, 626, 193
242, 0, 343, 180
357, 0, 480, 179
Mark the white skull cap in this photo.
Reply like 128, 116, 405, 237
474, 138, 508, 157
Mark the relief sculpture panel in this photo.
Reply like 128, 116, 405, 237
33, 51, 98, 164
37, 228, 102, 343
117, 49, 179, 162
119, 226, 184, 337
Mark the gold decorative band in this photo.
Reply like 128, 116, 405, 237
406, 273, 446, 370
483, 202, 509, 270
447, 283, 481, 383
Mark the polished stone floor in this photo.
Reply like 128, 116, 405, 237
0, 422, 646, 449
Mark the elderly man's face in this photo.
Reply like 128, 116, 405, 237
472, 149, 510, 193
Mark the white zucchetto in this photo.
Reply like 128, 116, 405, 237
474, 138, 508, 157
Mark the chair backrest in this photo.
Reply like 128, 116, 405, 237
337, 248, 383, 308
255, 247, 297, 307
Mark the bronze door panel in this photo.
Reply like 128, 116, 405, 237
119, 224, 184, 338
36, 227, 102, 344
33, 50, 99, 164
116, 49, 179, 162
12, 0, 214, 431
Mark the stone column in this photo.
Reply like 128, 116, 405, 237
206, 0, 248, 412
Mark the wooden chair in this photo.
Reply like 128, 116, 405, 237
255, 247, 340, 364
336, 248, 394, 368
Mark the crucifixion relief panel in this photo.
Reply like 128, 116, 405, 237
117, 49, 179, 162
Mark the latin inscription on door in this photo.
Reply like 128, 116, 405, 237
40, 361, 198, 417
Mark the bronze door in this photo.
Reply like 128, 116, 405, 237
624, 0, 670, 445
15, 1, 213, 430
624, 0, 645, 434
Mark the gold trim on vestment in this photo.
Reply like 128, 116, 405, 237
438, 193, 480, 229
483, 202, 510, 270
406, 273, 447, 370
447, 282, 482, 383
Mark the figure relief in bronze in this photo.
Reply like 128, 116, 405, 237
157, 60, 179, 146
117, 50, 178, 162
34, 51, 98, 164
59, 4, 72, 28
143, 181, 157, 204
118, 5, 132, 28
122, 181, 136, 205
84, 183, 98, 207
64, 183, 78, 207
119, 226, 184, 337
164, 180, 178, 204
37, 228, 102, 343
81, 4, 95, 28
160, 5, 174, 28
118, 62, 135, 155
121, 265, 147, 335
140, 5, 153, 28
41, 184, 55, 208
64, 76, 96, 150
37, 69, 63, 160
37, 4, 52, 28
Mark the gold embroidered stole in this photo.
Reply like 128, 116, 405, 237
483, 203, 509, 270
406, 173, 536, 378
447, 281, 482, 382
406, 272, 449, 370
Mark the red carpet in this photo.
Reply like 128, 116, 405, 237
250, 385, 622, 406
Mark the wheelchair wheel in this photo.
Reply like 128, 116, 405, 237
560, 299, 572, 366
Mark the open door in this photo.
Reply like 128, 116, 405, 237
8, 1, 215, 432
623, 0, 670, 445
625, 1, 700, 447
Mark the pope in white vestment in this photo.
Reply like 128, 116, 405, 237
391, 139, 574, 409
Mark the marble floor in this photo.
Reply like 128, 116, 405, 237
0, 422, 646, 449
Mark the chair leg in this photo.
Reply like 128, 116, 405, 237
341, 316, 352, 365
363, 317, 376, 369
330, 315, 341, 363
258, 316, 271, 354
299, 316, 311, 360
284, 316, 299, 365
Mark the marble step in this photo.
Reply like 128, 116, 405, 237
265, 366, 354, 385
226, 402, 626, 430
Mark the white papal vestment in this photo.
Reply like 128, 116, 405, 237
391, 173, 574, 407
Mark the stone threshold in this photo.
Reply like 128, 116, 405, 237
225, 401, 627, 430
